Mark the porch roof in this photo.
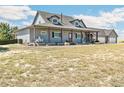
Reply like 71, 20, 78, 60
17, 24, 100, 32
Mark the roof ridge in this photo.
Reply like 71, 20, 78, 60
37, 11, 74, 19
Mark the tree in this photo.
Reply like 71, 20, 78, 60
0, 22, 18, 40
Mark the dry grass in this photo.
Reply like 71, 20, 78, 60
0, 44, 124, 87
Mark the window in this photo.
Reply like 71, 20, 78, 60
75, 33, 77, 38
39, 21, 41, 24
77, 34, 81, 39
75, 33, 81, 39
75, 22, 79, 26
52, 18, 58, 25
74, 21, 81, 27
52, 32, 61, 38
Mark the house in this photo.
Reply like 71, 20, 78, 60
16, 11, 118, 45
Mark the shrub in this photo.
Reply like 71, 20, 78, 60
70, 42, 76, 45
95, 40, 99, 42
0, 39, 22, 45
119, 40, 124, 43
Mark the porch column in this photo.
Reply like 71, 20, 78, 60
34, 27, 36, 42
48, 28, 50, 43
88, 32, 90, 42
71, 30, 73, 42
85, 32, 87, 43
81, 31, 83, 43
61, 28, 63, 43
96, 32, 98, 41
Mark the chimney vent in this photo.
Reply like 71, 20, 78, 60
61, 13, 63, 23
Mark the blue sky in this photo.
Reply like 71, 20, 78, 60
0, 5, 124, 40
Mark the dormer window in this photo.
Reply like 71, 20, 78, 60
70, 19, 86, 28
75, 21, 80, 27
52, 18, 58, 25
47, 15, 62, 25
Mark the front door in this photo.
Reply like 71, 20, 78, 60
68, 32, 73, 42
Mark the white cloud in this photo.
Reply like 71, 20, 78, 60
0, 6, 36, 20
22, 21, 32, 26
0, 19, 9, 23
73, 7, 124, 28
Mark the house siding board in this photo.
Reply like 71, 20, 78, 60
34, 14, 45, 25
16, 28, 30, 43
109, 37, 116, 43
63, 31, 71, 43
35, 28, 49, 43
73, 32, 82, 43
30, 28, 35, 42
98, 37, 105, 43
50, 30, 61, 43
108, 31, 117, 43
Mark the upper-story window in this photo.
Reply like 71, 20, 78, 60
52, 18, 59, 25
74, 21, 80, 27
48, 15, 61, 25
70, 19, 86, 28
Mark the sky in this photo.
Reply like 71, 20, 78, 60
0, 5, 124, 40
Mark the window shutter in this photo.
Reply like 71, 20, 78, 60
75, 33, 77, 38
52, 32, 54, 38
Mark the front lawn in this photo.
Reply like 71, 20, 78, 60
0, 44, 124, 87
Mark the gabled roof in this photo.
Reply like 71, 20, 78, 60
20, 11, 118, 37
32, 11, 75, 26
87, 27, 118, 37
47, 15, 60, 19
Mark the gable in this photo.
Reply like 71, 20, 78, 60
32, 12, 45, 25
33, 11, 75, 26
109, 30, 118, 37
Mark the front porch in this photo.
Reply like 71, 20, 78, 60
30, 26, 99, 45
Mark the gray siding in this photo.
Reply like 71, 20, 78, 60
98, 37, 105, 43
30, 28, 35, 42
16, 28, 30, 43
35, 28, 49, 43
73, 32, 82, 43
62, 31, 71, 43
98, 30, 117, 43
50, 30, 61, 43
